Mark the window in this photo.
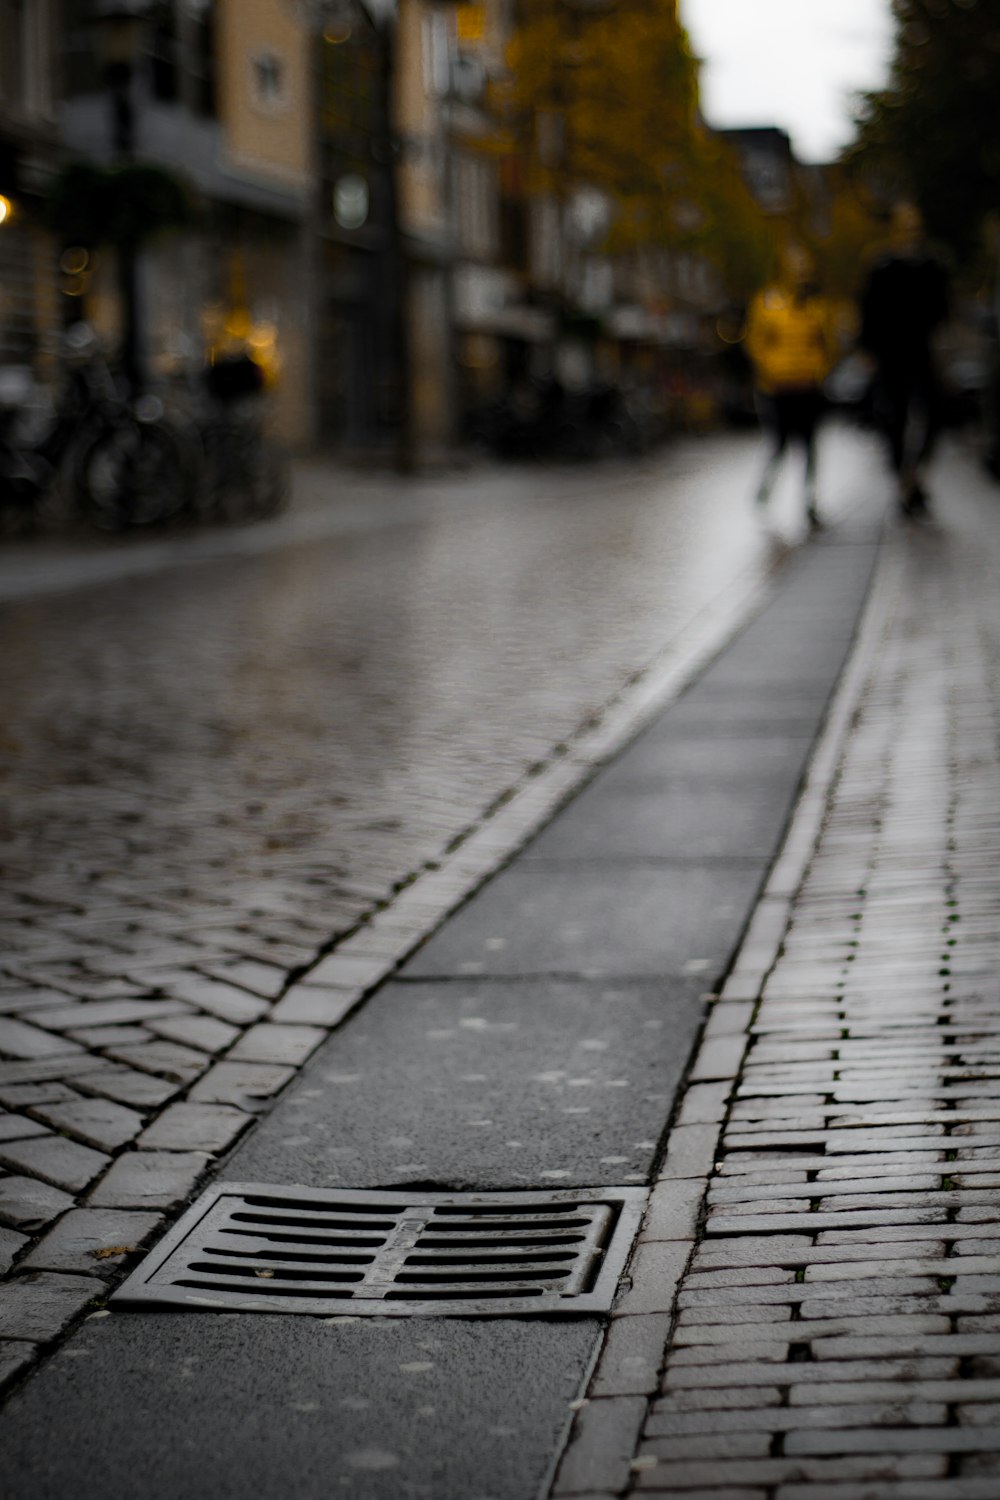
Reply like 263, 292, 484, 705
457, 154, 498, 259
422, 11, 451, 98
250, 49, 287, 111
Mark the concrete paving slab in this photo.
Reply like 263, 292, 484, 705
0, 1312, 600, 1500
518, 774, 804, 862
591, 730, 816, 789
227, 977, 706, 1191
400, 863, 766, 981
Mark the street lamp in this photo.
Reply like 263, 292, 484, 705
92, 0, 154, 393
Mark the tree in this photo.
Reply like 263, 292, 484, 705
502, 0, 697, 215
848, 0, 1000, 266
495, 0, 769, 299
686, 133, 772, 303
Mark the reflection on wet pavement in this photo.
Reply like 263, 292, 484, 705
0, 430, 878, 999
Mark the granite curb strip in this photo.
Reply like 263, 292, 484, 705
549, 534, 902, 1497
0, 557, 774, 1388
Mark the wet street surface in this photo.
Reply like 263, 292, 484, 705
0, 425, 888, 1498
1, 432, 873, 1006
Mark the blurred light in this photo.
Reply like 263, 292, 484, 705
59, 246, 90, 275
61, 275, 89, 298
716, 315, 745, 345
324, 22, 352, 43
223, 309, 252, 341
333, 174, 369, 229
0, 195, 12, 226
248, 322, 278, 351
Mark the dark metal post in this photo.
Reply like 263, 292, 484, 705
375, 10, 413, 474
285, 0, 412, 467
94, 0, 147, 397
106, 58, 143, 395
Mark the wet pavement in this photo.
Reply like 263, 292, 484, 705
0, 429, 873, 1284
0, 426, 884, 1498
11, 420, 980, 1498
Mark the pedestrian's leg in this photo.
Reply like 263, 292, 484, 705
889, 401, 908, 481
907, 374, 942, 515
755, 395, 786, 506
881, 369, 911, 504
756, 438, 783, 505
880, 373, 918, 512
792, 392, 822, 528
804, 431, 822, 528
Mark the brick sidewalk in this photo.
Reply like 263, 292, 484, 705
555, 461, 1000, 1497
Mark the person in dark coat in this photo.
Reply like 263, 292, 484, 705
859, 202, 950, 517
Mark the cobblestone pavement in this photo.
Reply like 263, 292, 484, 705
551, 446, 1000, 1497
0, 429, 874, 1389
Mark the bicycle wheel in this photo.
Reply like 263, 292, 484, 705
79, 421, 186, 531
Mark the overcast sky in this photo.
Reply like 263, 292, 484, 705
680, 0, 895, 163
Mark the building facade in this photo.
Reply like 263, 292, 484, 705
0, 0, 62, 395
57, 0, 313, 444
3, 0, 750, 465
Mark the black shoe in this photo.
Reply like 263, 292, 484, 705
901, 478, 931, 518
909, 480, 930, 515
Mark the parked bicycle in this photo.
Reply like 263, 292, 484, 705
0, 325, 187, 533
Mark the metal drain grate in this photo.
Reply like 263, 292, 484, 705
112, 1183, 646, 1316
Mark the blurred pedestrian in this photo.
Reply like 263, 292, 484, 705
859, 202, 950, 518
745, 245, 837, 529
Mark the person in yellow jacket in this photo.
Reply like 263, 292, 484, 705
745, 244, 838, 528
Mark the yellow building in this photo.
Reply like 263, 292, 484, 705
60, 0, 313, 446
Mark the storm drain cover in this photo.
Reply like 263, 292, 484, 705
112, 1183, 647, 1317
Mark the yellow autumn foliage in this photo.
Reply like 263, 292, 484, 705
495, 0, 770, 298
